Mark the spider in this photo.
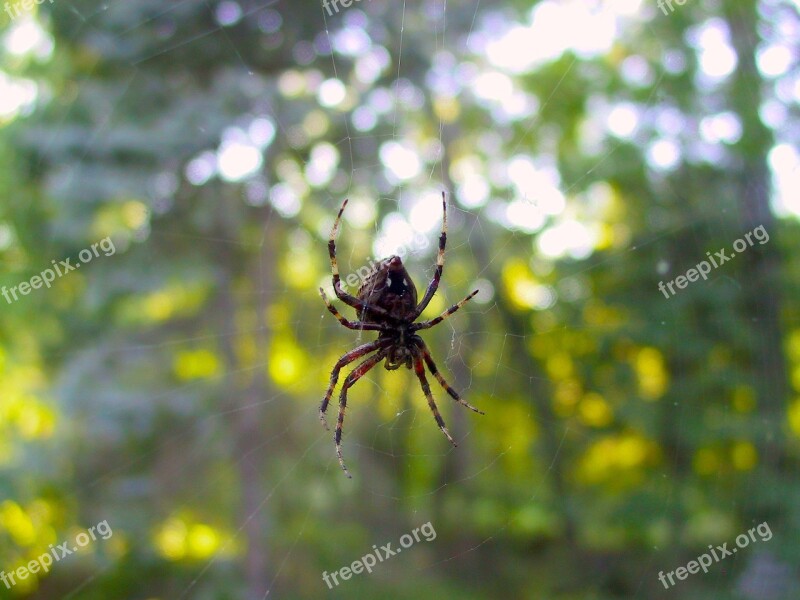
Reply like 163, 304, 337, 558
319, 192, 484, 478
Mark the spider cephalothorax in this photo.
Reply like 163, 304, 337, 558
319, 192, 483, 478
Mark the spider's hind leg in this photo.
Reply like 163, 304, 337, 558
416, 340, 484, 415
320, 340, 386, 431
412, 349, 456, 447
334, 349, 388, 478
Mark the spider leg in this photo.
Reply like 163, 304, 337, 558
335, 348, 388, 478
416, 339, 484, 415
320, 340, 389, 431
327, 199, 396, 321
319, 288, 385, 331
411, 191, 447, 319
411, 289, 479, 331
411, 347, 457, 447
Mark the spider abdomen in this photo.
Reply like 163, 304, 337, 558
356, 255, 418, 322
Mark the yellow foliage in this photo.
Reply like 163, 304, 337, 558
0, 498, 63, 593
0, 500, 36, 546
0, 354, 57, 462
173, 349, 221, 381
693, 442, 757, 474
268, 335, 309, 389
1, 388, 55, 441
280, 250, 317, 290
502, 258, 539, 310
633, 347, 668, 400
789, 399, 800, 437
186, 524, 221, 560
15, 399, 56, 439
786, 329, 800, 361
154, 517, 187, 560
595, 222, 616, 251
731, 441, 757, 471
693, 447, 721, 475
154, 517, 234, 562
546, 352, 573, 380
136, 284, 207, 322
578, 392, 613, 427
91, 199, 149, 240
732, 386, 756, 413
417, 293, 444, 321
552, 379, 581, 417
121, 200, 149, 229
583, 300, 624, 330
576, 431, 659, 485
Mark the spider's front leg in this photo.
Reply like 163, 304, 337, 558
412, 289, 479, 331
411, 191, 448, 320
327, 199, 395, 322
335, 349, 388, 478
319, 288, 385, 331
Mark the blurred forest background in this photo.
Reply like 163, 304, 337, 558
1, 0, 799, 598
